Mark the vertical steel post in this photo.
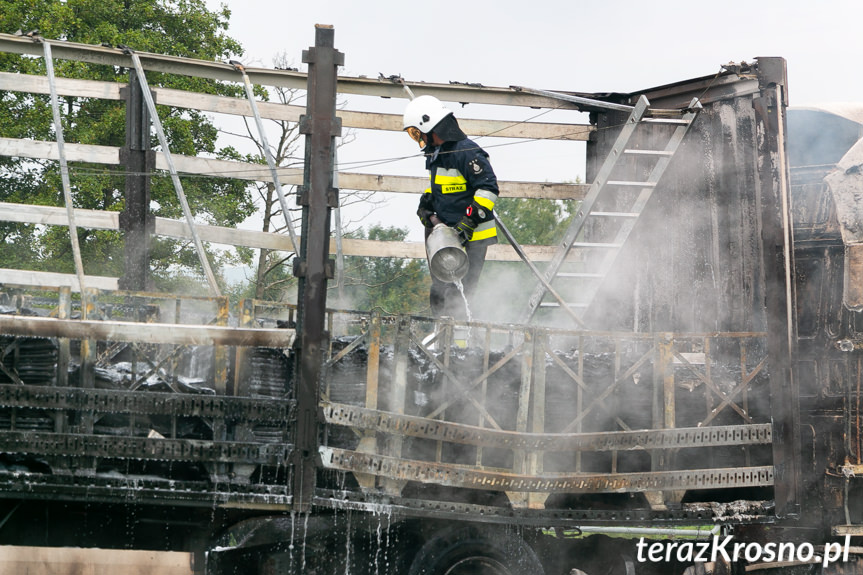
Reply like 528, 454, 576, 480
119, 67, 154, 291
291, 25, 343, 513
753, 57, 800, 518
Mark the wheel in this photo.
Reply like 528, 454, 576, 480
408, 525, 545, 575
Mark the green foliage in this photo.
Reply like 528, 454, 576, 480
0, 0, 251, 292
335, 225, 430, 315
493, 196, 575, 246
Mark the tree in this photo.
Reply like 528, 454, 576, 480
493, 196, 575, 246
0, 0, 252, 292
334, 225, 430, 315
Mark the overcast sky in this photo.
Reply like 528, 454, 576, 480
204, 0, 863, 239
211, 0, 863, 105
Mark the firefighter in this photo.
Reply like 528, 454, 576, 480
403, 95, 500, 322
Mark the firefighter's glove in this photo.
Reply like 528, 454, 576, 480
417, 206, 435, 228
465, 200, 487, 225
455, 217, 475, 245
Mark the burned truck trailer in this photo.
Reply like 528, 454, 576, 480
0, 27, 861, 575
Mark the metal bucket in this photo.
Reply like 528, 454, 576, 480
426, 223, 469, 283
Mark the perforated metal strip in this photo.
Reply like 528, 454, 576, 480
0, 431, 292, 465
320, 447, 774, 493
0, 385, 294, 421
322, 402, 771, 451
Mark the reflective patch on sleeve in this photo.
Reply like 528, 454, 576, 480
470, 220, 497, 241
475, 189, 496, 210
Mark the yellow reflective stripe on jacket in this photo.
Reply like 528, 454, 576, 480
434, 168, 467, 194
423, 187, 432, 195
470, 220, 497, 241
474, 188, 496, 210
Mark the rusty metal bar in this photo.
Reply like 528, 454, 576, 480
0, 314, 295, 348
512, 329, 534, 477
476, 326, 492, 466
365, 310, 381, 411
320, 446, 774, 493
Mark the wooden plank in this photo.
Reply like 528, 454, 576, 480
0, 201, 120, 230
0, 138, 587, 199
0, 314, 295, 347
0, 72, 591, 141
0, 71, 123, 99
0, 137, 118, 164
0, 546, 193, 575
0, 202, 567, 261
0, 268, 119, 290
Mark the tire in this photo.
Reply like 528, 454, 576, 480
408, 525, 545, 575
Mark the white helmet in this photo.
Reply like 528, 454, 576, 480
403, 95, 452, 146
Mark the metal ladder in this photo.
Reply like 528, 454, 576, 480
524, 94, 702, 325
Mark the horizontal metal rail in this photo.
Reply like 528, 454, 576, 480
0, 431, 291, 465
320, 447, 774, 493
0, 314, 294, 348
0, 472, 292, 508
0, 33, 582, 109
312, 489, 774, 525
322, 402, 772, 451
0, 385, 295, 422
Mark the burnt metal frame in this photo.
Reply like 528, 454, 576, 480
317, 309, 774, 503
291, 25, 343, 513
118, 67, 155, 292
752, 61, 801, 519
0, 285, 296, 504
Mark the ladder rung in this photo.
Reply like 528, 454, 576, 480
607, 180, 657, 188
590, 211, 639, 218
623, 149, 675, 156
569, 242, 623, 249
642, 118, 690, 125
557, 272, 603, 278
646, 109, 690, 118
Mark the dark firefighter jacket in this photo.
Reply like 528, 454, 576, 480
420, 138, 499, 242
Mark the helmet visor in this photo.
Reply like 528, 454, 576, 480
405, 126, 426, 149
